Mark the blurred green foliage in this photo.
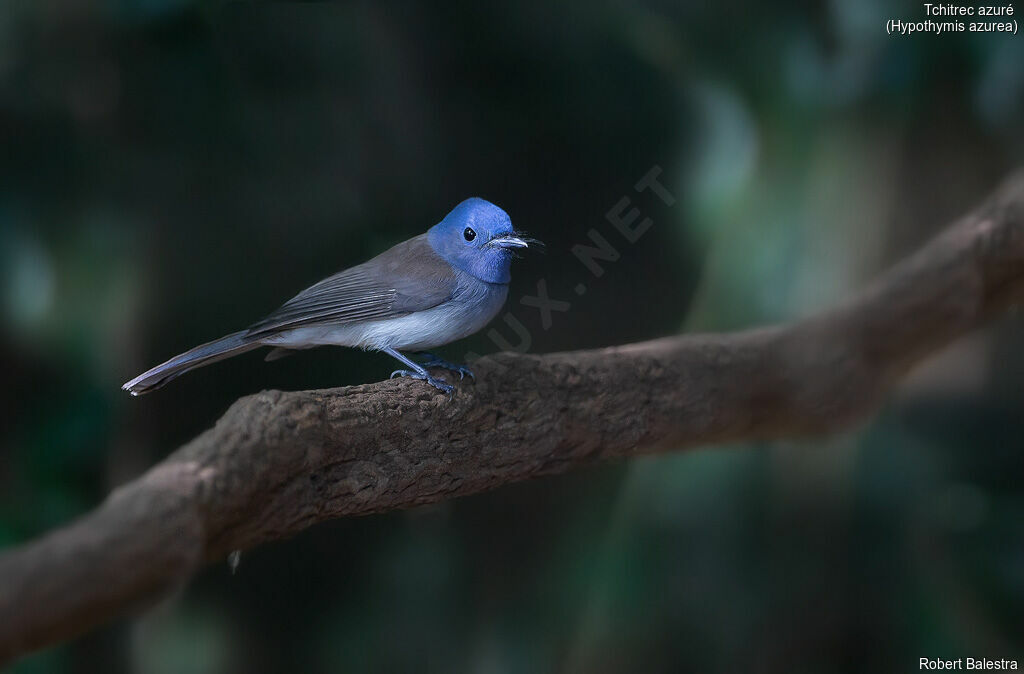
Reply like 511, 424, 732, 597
1, 0, 1022, 672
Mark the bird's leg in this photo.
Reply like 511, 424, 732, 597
414, 352, 475, 381
384, 348, 454, 396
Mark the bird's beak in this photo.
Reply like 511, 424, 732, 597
488, 235, 529, 249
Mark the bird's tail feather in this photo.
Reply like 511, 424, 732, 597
122, 331, 261, 396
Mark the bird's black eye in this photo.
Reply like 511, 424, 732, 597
463, 227, 476, 242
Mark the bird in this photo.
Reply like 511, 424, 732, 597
122, 198, 534, 397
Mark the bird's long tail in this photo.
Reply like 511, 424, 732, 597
122, 331, 262, 396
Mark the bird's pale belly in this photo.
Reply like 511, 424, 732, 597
263, 281, 509, 352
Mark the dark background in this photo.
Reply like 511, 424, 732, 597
2, 1, 1023, 672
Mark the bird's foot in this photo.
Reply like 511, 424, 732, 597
390, 369, 455, 397
416, 353, 475, 380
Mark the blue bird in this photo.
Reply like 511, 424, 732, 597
122, 198, 533, 397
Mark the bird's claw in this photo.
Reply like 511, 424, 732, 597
417, 354, 475, 381
390, 369, 455, 397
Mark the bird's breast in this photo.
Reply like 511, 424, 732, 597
377, 279, 509, 351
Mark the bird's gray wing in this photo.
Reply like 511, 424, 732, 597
245, 234, 457, 337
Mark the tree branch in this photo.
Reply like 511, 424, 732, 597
2, 172, 1024, 663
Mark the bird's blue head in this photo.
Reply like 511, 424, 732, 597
427, 198, 528, 284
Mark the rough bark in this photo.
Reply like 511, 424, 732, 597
1, 171, 1023, 663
